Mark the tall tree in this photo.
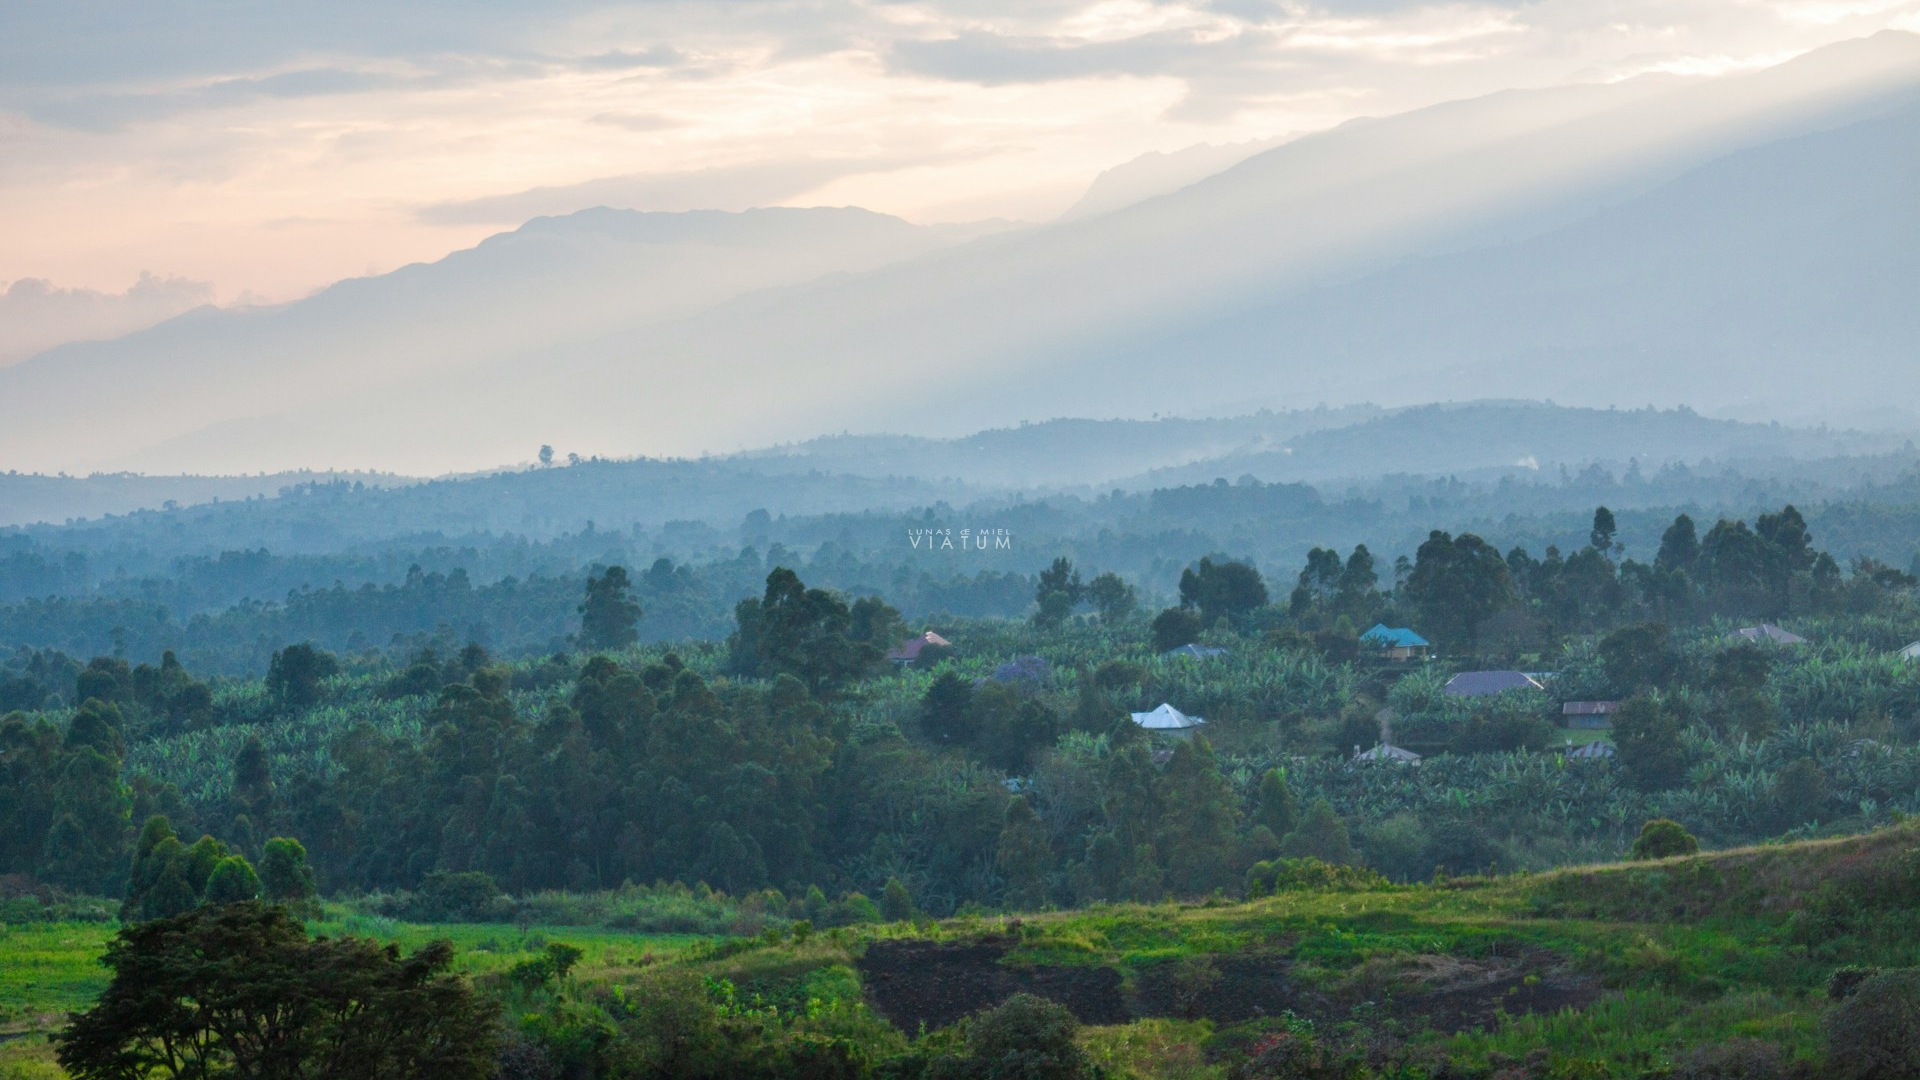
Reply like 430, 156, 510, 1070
1179, 558, 1268, 624
1590, 506, 1619, 553
1613, 694, 1689, 792
265, 643, 339, 713
1085, 572, 1137, 625
578, 565, 644, 651
1401, 531, 1517, 650
996, 797, 1053, 910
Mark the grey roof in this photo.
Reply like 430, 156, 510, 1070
1567, 740, 1615, 760
1163, 643, 1228, 659
1731, 624, 1807, 645
1354, 743, 1421, 763
1562, 701, 1621, 716
1443, 670, 1545, 697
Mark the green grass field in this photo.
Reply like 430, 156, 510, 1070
0, 913, 709, 1079
7, 824, 1920, 1078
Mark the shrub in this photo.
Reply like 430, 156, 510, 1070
403, 871, 509, 922
1630, 819, 1699, 860
1245, 857, 1387, 898
1824, 967, 1920, 1080
930, 993, 1093, 1080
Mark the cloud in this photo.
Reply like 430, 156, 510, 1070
20, 66, 406, 131
889, 29, 1221, 85
0, 273, 215, 365
576, 46, 688, 70
414, 158, 924, 224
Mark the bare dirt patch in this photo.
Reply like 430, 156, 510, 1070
1381, 950, 1602, 1033
858, 938, 1127, 1031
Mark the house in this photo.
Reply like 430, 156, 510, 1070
1163, 643, 1228, 660
1129, 703, 1206, 738
1562, 701, 1620, 730
1361, 624, 1431, 660
1566, 740, 1615, 761
1353, 743, 1421, 764
1899, 642, 1920, 662
1443, 670, 1545, 697
887, 631, 952, 664
1730, 624, 1808, 645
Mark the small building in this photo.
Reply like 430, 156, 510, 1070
1899, 642, 1920, 662
1562, 701, 1620, 730
1730, 624, 1808, 646
1443, 670, 1545, 697
1130, 703, 1206, 738
1566, 739, 1615, 761
1360, 624, 1431, 660
1163, 643, 1228, 660
887, 631, 952, 664
1354, 743, 1421, 764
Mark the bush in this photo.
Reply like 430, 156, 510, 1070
1245, 857, 1387, 898
1825, 967, 1920, 1080
402, 871, 509, 922
1631, 819, 1699, 860
930, 993, 1093, 1080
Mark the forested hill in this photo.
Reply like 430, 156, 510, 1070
5, 402, 1913, 534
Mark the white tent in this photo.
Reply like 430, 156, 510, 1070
1899, 642, 1920, 661
1130, 703, 1205, 731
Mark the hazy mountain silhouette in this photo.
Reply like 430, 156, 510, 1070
2, 33, 1917, 475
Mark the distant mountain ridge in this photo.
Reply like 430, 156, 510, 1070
3, 33, 1920, 474
7, 401, 1912, 530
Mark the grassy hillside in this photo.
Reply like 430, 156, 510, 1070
9, 824, 1920, 1078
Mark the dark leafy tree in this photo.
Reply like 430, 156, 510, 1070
261, 836, 321, 919
57, 902, 497, 1080
265, 643, 339, 713
1598, 623, 1678, 695
880, 876, 915, 922
728, 568, 876, 695
1179, 557, 1268, 624
1401, 531, 1517, 650
995, 797, 1053, 910
1085, 572, 1137, 624
1155, 737, 1240, 895
920, 671, 977, 747
1280, 799, 1357, 867
848, 596, 907, 648
1773, 758, 1828, 828
1254, 767, 1297, 839
1034, 557, 1084, 607
1656, 513, 1700, 574
578, 565, 643, 651
1614, 695, 1690, 792
1590, 506, 1619, 552
1151, 607, 1204, 653
204, 854, 263, 904
41, 743, 131, 895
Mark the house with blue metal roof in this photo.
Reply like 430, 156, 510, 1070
1360, 624, 1431, 660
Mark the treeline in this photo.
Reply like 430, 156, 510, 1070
0, 553, 1037, 676
2, 502, 1918, 916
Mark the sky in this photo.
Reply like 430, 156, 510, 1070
3, 0, 1919, 325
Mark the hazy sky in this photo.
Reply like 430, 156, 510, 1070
4, 0, 1919, 308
